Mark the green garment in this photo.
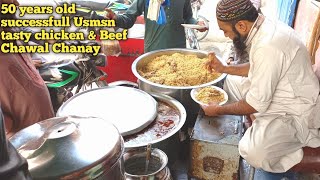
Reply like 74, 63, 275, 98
116, 0, 197, 52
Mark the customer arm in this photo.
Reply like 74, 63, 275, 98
20, 27, 55, 45
183, 0, 198, 24
20, 27, 44, 45
115, 0, 144, 29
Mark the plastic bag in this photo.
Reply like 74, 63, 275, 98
100, 28, 121, 57
147, 0, 161, 22
146, 0, 169, 25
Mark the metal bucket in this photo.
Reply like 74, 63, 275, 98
124, 148, 172, 180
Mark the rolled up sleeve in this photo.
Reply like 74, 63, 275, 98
246, 47, 284, 112
116, 0, 144, 29
183, 0, 197, 24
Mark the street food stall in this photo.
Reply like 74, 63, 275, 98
9, 86, 188, 179
4, 0, 320, 179
7, 47, 230, 179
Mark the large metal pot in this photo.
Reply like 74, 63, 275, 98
131, 48, 226, 126
9, 116, 125, 180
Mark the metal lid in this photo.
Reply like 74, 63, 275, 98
57, 86, 158, 136
191, 114, 242, 146
124, 93, 187, 149
9, 116, 124, 179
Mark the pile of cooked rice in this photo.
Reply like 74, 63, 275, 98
195, 87, 225, 104
137, 53, 221, 86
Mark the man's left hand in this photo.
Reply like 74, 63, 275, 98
196, 21, 208, 32
201, 102, 221, 116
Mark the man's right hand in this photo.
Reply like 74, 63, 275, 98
32, 59, 43, 68
205, 52, 225, 73
104, 8, 117, 20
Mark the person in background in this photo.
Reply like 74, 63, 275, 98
203, 0, 320, 173
0, 0, 54, 137
104, 0, 207, 52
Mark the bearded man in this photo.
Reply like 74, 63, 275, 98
203, 0, 320, 173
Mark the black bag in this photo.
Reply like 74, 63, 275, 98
0, 108, 32, 180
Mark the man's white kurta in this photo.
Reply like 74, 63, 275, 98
226, 18, 320, 172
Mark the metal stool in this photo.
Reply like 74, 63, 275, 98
248, 147, 320, 180
291, 147, 320, 173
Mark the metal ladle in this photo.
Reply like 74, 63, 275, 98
144, 144, 152, 174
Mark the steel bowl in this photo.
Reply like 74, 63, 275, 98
124, 148, 171, 180
131, 48, 227, 125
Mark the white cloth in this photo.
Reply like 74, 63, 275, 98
225, 18, 320, 173
314, 52, 320, 82
259, 0, 278, 21
223, 75, 249, 103
250, 0, 261, 10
